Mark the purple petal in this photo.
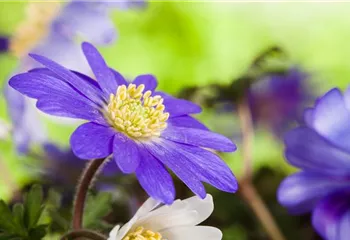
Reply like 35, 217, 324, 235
132, 74, 158, 92
312, 190, 350, 240
135, 147, 175, 204
155, 92, 201, 117
144, 140, 206, 198
285, 127, 350, 176
100, 159, 121, 177
0, 36, 9, 52
4, 84, 47, 154
167, 116, 209, 131
311, 88, 350, 152
53, 2, 117, 45
343, 86, 350, 110
173, 142, 238, 193
11, 71, 105, 123
36, 95, 105, 123
82, 42, 118, 95
338, 208, 350, 240
110, 69, 128, 86
4, 84, 25, 129
9, 73, 98, 105
70, 122, 115, 159
113, 133, 141, 173
29, 68, 101, 90
165, 98, 202, 117
105, 0, 146, 9
161, 126, 236, 152
30, 33, 91, 74
278, 172, 349, 214
303, 107, 314, 127
29, 53, 104, 105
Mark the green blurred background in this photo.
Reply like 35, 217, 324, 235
1, 2, 350, 239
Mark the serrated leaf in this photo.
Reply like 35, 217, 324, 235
45, 190, 61, 210
23, 185, 44, 229
0, 200, 18, 234
83, 192, 112, 229
47, 209, 69, 232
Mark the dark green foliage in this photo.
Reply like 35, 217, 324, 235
47, 191, 114, 235
83, 192, 113, 230
0, 185, 47, 240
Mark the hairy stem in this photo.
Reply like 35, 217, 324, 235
237, 99, 286, 240
72, 158, 105, 230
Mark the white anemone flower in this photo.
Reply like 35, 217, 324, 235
108, 194, 222, 240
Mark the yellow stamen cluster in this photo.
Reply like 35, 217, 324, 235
10, 2, 61, 57
107, 84, 169, 139
122, 226, 163, 240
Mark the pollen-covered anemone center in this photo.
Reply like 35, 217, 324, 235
122, 226, 163, 240
106, 84, 169, 139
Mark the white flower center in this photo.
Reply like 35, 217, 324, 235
122, 226, 163, 240
106, 84, 169, 139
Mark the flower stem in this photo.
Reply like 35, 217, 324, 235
72, 158, 105, 230
237, 99, 286, 240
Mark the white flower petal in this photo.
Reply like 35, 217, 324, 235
135, 194, 214, 232
108, 225, 120, 240
111, 197, 161, 240
135, 197, 161, 218
140, 210, 200, 232
160, 226, 223, 240
108, 195, 217, 240
181, 194, 214, 226
113, 215, 139, 240
146, 199, 188, 217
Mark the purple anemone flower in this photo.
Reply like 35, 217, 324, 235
9, 42, 238, 204
278, 88, 350, 239
4, 1, 144, 154
43, 142, 120, 186
0, 36, 9, 52
248, 68, 311, 138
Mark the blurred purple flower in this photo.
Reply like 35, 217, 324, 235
4, 0, 144, 154
9, 42, 238, 204
43, 142, 119, 186
0, 36, 9, 52
4, 85, 47, 153
248, 68, 312, 137
278, 88, 350, 240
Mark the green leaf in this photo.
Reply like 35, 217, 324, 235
83, 192, 113, 230
23, 185, 44, 229
28, 225, 47, 240
0, 200, 18, 234
0, 233, 21, 240
12, 204, 25, 237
